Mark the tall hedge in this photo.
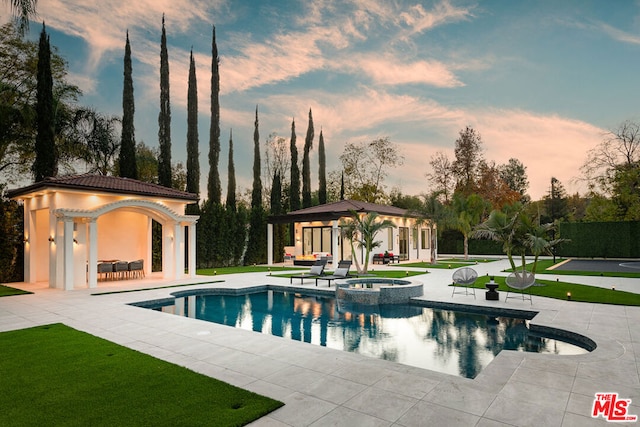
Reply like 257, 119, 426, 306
558, 221, 640, 258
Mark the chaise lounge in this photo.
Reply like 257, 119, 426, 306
290, 259, 327, 284
315, 260, 356, 287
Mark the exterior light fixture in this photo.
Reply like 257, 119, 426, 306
73, 238, 79, 244
23, 236, 28, 243
612, 286, 616, 291
567, 292, 571, 301
48, 236, 55, 242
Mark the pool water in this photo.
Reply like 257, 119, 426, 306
150, 290, 589, 379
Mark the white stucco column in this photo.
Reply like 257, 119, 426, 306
174, 221, 183, 280
87, 219, 98, 288
23, 198, 35, 283
267, 223, 273, 265
63, 218, 74, 290
332, 220, 339, 266
162, 222, 173, 279
188, 223, 196, 278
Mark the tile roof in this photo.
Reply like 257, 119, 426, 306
7, 174, 199, 201
269, 199, 414, 223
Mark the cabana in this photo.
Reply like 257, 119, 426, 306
267, 200, 435, 266
8, 174, 199, 290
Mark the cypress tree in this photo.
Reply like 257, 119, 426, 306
318, 129, 326, 204
251, 106, 262, 208
119, 30, 137, 179
340, 171, 345, 200
302, 108, 314, 208
245, 107, 266, 265
270, 172, 285, 263
289, 118, 300, 211
158, 14, 172, 188
207, 25, 222, 203
225, 129, 236, 211
33, 22, 56, 181
186, 50, 199, 212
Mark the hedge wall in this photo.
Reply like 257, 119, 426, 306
438, 230, 503, 255
558, 221, 640, 258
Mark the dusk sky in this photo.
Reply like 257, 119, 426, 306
3, 0, 640, 200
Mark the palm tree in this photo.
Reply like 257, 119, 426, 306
525, 222, 565, 274
411, 191, 448, 264
340, 210, 395, 274
450, 193, 491, 260
472, 207, 521, 271
6, 0, 37, 35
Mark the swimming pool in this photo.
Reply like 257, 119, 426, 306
136, 289, 591, 379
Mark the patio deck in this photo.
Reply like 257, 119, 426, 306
1, 258, 638, 426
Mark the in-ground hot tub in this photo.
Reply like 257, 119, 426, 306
336, 277, 423, 305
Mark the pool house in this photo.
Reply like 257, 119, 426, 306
267, 200, 436, 266
8, 174, 199, 291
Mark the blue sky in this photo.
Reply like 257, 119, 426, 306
3, 0, 640, 200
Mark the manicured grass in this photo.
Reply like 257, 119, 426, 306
397, 261, 487, 270
0, 324, 283, 426
461, 275, 640, 306
0, 284, 31, 297
198, 265, 304, 275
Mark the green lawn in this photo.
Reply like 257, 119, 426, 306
0, 284, 31, 297
0, 324, 282, 426
397, 260, 491, 270
198, 265, 305, 275
461, 275, 640, 306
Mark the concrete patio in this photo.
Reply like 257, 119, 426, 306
1, 259, 639, 426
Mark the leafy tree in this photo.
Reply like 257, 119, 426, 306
340, 211, 395, 274
318, 129, 326, 204
157, 15, 172, 188
70, 108, 120, 175
185, 50, 199, 212
426, 151, 454, 203
264, 132, 290, 202
225, 130, 236, 211
499, 158, 528, 199
0, 22, 80, 183
582, 120, 640, 195
33, 22, 56, 181
452, 126, 483, 196
0, 190, 23, 283
289, 118, 300, 211
476, 160, 521, 209
135, 141, 159, 183
340, 137, 403, 203
610, 162, 640, 220
543, 177, 569, 223
119, 31, 137, 179
207, 25, 221, 203
302, 108, 314, 208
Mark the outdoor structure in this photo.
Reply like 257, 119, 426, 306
8, 174, 199, 290
267, 200, 435, 266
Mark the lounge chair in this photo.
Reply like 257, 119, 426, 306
451, 266, 477, 298
315, 260, 356, 287
505, 270, 535, 304
290, 259, 327, 284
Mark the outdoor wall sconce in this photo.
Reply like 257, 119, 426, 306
23, 237, 28, 243
73, 238, 79, 244
48, 236, 54, 242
